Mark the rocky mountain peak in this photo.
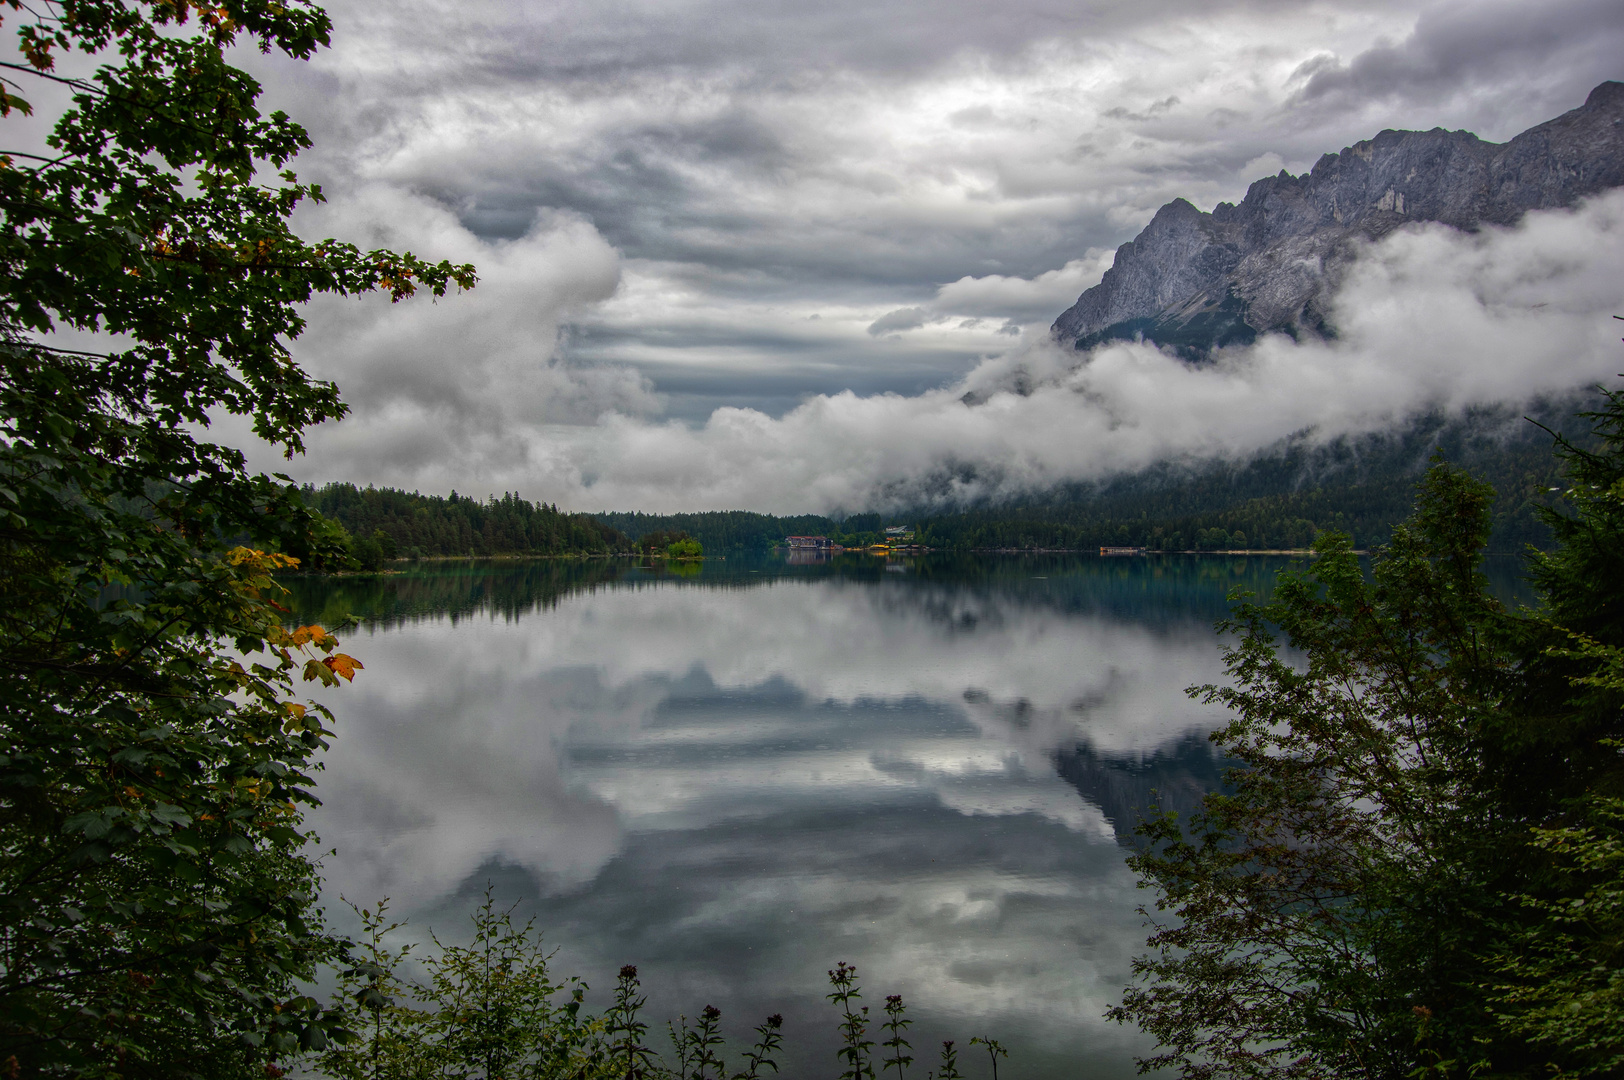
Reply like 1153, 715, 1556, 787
1052, 81, 1624, 358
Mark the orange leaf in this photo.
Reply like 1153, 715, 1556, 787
323, 653, 363, 682
290, 624, 328, 648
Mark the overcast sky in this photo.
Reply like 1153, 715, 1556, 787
230, 0, 1624, 512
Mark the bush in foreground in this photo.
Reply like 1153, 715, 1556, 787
313, 891, 1006, 1080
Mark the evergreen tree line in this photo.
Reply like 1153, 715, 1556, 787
1111, 386, 1624, 1078
302, 406, 1572, 562
593, 509, 845, 551
301, 483, 631, 563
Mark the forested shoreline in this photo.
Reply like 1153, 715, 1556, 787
299, 483, 631, 566
309, 458, 1556, 569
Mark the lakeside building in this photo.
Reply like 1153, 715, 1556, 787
786, 535, 832, 551
1100, 546, 1147, 556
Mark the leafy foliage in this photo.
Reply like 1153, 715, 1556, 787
827, 962, 874, 1080
1111, 386, 1624, 1080
1481, 385, 1624, 1076
879, 995, 912, 1080
665, 538, 703, 559
421, 890, 580, 1080
634, 530, 692, 557
319, 891, 596, 1080
0, 0, 472, 1073
966, 1038, 1005, 1080
322, 900, 435, 1080
1489, 794, 1624, 1076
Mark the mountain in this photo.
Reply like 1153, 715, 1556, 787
1052, 81, 1624, 357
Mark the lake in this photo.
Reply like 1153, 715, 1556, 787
284, 552, 1534, 1079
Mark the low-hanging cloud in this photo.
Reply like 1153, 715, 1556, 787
279, 189, 1624, 513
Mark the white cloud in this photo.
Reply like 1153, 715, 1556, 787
253, 184, 655, 487
932, 256, 1114, 320
270, 191, 1624, 511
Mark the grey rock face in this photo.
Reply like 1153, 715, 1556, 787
1053, 81, 1624, 357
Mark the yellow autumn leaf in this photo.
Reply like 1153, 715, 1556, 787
323, 653, 363, 682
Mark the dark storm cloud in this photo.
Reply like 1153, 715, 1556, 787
1293, 0, 1624, 134
383, 0, 1291, 87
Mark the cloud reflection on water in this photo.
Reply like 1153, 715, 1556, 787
299, 558, 1259, 1077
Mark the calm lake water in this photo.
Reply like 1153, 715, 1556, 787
285, 552, 1535, 1080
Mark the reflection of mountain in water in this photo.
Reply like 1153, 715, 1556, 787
279, 558, 633, 629
1053, 732, 1237, 847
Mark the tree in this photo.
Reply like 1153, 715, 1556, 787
1482, 386, 1624, 1076
420, 890, 577, 1080
637, 530, 691, 557
1110, 387, 1624, 1080
0, 0, 473, 1074
1110, 462, 1514, 1080
666, 538, 702, 560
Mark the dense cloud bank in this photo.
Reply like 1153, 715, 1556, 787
265, 191, 1624, 514
221, 0, 1624, 510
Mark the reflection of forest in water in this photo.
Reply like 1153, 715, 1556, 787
279, 552, 1304, 630
279, 551, 1537, 653
278, 558, 633, 629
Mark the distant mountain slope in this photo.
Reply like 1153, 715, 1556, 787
593, 396, 1584, 554
1052, 81, 1624, 357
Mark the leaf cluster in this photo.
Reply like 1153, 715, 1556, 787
1, 0, 474, 1073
